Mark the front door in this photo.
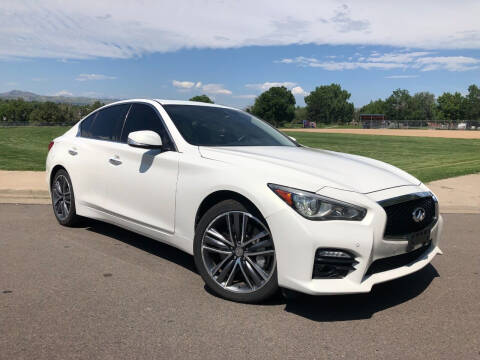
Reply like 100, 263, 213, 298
103, 103, 179, 234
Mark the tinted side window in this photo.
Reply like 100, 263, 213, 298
88, 104, 130, 141
121, 103, 173, 149
79, 112, 97, 138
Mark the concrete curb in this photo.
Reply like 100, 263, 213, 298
0, 170, 50, 204
0, 189, 50, 204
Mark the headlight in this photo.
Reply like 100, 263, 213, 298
268, 184, 366, 221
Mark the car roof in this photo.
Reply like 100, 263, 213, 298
102, 98, 236, 110
154, 99, 234, 109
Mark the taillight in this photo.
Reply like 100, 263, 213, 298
48, 141, 54, 152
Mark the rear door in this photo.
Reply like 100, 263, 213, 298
103, 102, 179, 234
71, 103, 130, 209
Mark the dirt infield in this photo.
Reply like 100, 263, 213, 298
282, 128, 480, 139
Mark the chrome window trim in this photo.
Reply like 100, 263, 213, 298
76, 101, 178, 152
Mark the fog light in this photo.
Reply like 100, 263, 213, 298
316, 250, 352, 259
313, 248, 357, 279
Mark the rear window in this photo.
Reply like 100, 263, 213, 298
79, 112, 97, 138
84, 104, 130, 141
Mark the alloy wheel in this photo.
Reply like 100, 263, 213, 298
201, 211, 276, 293
52, 175, 71, 221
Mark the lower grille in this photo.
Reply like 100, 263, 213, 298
380, 193, 438, 237
365, 242, 431, 276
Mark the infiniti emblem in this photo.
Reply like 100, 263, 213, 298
412, 207, 426, 223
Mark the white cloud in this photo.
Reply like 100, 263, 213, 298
385, 75, 419, 79
245, 81, 307, 96
414, 56, 480, 71
246, 82, 297, 91
172, 80, 195, 89
202, 83, 232, 95
291, 86, 307, 96
367, 51, 431, 63
278, 57, 405, 70
76, 73, 116, 81
173, 80, 231, 95
279, 53, 480, 72
53, 90, 73, 96
1, 1, 480, 59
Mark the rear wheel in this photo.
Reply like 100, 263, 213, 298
51, 169, 80, 226
194, 200, 278, 303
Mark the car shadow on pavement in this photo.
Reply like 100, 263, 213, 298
80, 218, 197, 274
77, 218, 439, 320
283, 264, 439, 321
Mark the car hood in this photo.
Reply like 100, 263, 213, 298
198, 146, 420, 194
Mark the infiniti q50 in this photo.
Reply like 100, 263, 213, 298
46, 99, 443, 302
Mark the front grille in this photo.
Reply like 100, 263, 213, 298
365, 242, 431, 276
381, 195, 437, 237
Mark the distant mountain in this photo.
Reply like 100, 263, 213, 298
0, 90, 118, 105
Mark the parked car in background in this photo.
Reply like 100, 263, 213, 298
46, 99, 443, 302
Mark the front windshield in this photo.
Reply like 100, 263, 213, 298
163, 105, 296, 147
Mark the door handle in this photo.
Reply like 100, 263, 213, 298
68, 148, 78, 156
108, 156, 122, 166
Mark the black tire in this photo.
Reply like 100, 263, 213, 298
51, 169, 80, 227
194, 199, 278, 303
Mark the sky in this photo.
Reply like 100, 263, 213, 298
1, 0, 480, 108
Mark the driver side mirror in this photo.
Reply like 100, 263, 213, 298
127, 130, 163, 149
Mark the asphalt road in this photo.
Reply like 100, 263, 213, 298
1, 204, 479, 360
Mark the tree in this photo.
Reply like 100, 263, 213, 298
304, 84, 354, 124
28, 102, 64, 123
250, 86, 295, 126
0, 98, 105, 124
465, 84, 480, 120
360, 99, 387, 115
437, 92, 466, 120
293, 106, 308, 124
384, 89, 412, 120
189, 95, 214, 104
410, 92, 436, 120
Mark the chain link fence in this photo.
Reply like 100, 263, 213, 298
358, 120, 480, 130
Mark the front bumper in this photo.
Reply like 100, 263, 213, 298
266, 185, 443, 295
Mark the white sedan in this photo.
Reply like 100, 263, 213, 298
46, 99, 443, 302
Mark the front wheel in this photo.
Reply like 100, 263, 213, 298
194, 200, 278, 303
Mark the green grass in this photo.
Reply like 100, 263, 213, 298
0, 126, 479, 183
0, 126, 69, 171
287, 131, 480, 182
